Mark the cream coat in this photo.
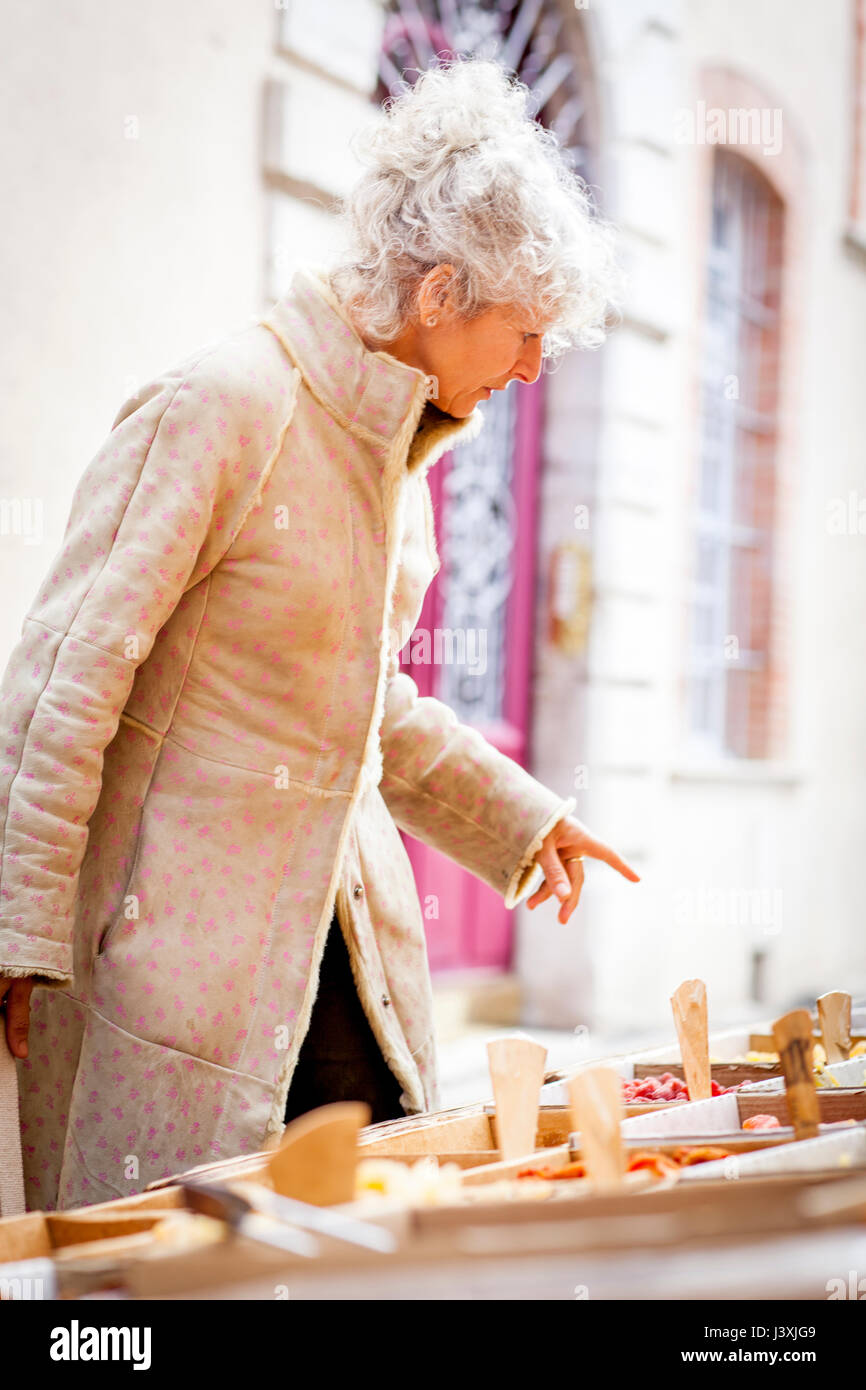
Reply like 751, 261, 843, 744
0, 266, 573, 1210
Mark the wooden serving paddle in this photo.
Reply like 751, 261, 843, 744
567, 1067, 625, 1189
772, 1009, 820, 1140
670, 978, 712, 1101
486, 1035, 548, 1160
267, 1101, 370, 1206
817, 991, 852, 1063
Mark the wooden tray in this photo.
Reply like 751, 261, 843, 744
737, 1089, 866, 1124
611, 1086, 866, 1123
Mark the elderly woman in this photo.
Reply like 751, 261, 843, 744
0, 58, 636, 1212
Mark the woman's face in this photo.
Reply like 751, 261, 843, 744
421, 304, 546, 417
382, 266, 548, 418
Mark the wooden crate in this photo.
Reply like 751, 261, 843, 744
0, 1206, 180, 1267
7, 1120, 864, 1300
120, 1168, 866, 1300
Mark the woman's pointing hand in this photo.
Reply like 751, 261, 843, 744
527, 816, 640, 925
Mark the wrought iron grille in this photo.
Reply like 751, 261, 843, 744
377, 1, 594, 725
436, 384, 517, 721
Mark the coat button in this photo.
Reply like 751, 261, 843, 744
381, 994, 391, 1008
352, 883, 364, 900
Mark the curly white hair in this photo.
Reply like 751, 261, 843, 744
328, 57, 623, 359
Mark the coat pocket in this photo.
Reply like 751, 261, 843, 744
95, 827, 146, 959
57, 1005, 276, 1209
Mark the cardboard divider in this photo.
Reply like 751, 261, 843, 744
738, 1088, 866, 1124
635, 1060, 782, 1086
749, 1031, 866, 1052
620, 1090, 866, 1138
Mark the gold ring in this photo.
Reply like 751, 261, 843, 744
563, 855, 584, 864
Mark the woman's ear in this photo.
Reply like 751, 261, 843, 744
417, 263, 456, 325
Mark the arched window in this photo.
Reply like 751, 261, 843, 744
376, 0, 596, 179
689, 149, 785, 759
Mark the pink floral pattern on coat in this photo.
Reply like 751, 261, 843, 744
0, 266, 573, 1210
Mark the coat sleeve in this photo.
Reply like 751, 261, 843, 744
377, 652, 576, 908
0, 345, 290, 986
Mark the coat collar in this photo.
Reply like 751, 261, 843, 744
260, 263, 484, 476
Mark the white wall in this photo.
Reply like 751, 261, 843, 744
0, 0, 274, 657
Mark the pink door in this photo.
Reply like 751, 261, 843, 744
399, 377, 544, 972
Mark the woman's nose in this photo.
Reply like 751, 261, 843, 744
515, 337, 543, 385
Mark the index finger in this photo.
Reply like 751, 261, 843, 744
580, 836, 640, 882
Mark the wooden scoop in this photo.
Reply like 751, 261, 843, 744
817, 991, 852, 1063
567, 1067, 625, 1189
267, 1102, 370, 1205
486, 1035, 548, 1160
772, 1009, 820, 1140
670, 978, 712, 1101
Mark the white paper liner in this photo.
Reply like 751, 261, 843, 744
741, 1056, 866, 1094
676, 1126, 866, 1181
619, 1093, 741, 1136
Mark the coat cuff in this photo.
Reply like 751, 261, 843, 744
503, 796, 577, 909
0, 927, 73, 988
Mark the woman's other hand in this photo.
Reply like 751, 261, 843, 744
528, 816, 640, 924
0, 977, 34, 1059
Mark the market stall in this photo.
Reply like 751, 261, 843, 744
2, 986, 865, 1302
